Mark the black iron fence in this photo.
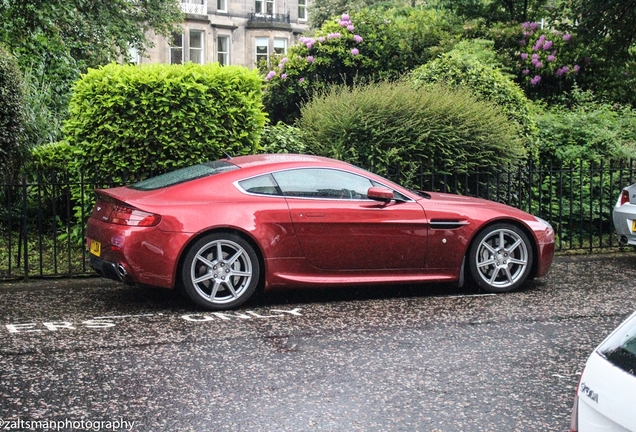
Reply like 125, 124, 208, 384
1, 160, 635, 280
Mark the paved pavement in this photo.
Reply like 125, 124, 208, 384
1, 252, 635, 431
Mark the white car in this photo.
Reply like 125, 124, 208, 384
570, 311, 636, 432
613, 184, 636, 246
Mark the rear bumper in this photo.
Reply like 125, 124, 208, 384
89, 255, 132, 284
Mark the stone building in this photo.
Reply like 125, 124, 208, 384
137, 0, 310, 67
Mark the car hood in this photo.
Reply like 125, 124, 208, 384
423, 191, 534, 218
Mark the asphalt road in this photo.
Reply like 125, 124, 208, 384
1, 253, 636, 432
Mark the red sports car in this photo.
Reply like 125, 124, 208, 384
86, 154, 555, 310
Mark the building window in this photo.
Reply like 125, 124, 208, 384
189, 30, 204, 64
217, 0, 227, 12
298, 0, 307, 20
273, 38, 287, 55
128, 46, 141, 64
170, 32, 184, 64
255, 0, 274, 15
256, 37, 269, 63
217, 35, 230, 65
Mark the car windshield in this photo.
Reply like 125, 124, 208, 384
129, 161, 239, 191
598, 312, 636, 377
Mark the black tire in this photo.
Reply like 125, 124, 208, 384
468, 223, 533, 293
181, 233, 260, 310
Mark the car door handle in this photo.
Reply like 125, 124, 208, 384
303, 212, 325, 217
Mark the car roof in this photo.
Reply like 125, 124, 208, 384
226, 154, 353, 170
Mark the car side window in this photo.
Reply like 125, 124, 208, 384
272, 168, 374, 199
238, 174, 283, 196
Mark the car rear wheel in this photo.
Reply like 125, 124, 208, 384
181, 233, 260, 310
468, 223, 533, 293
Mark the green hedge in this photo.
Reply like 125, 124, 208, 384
0, 45, 26, 173
64, 62, 266, 183
297, 80, 527, 187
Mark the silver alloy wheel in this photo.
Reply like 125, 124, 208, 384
473, 228, 529, 289
190, 239, 253, 305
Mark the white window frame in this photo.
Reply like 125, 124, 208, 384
217, 0, 227, 13
266, 0, 274, 15
255, 37, 269, 64
189, 30, 205, 64
298, 0, 307, 21
170, 32, 184, 64
273, 38, 287, 55
217, 35, 230, 65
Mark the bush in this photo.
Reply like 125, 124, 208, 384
29, 140, 73, 172
411, 41, 537, 148
0, 45, 26, 173
263, 8, 462, 123
64, 62, 266, 183
535, 88, 636, 163
258, 123, 306, 154
297, 80, 527, 188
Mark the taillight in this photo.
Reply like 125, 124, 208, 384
108, 205, 161, 227
620, 190, 630, 206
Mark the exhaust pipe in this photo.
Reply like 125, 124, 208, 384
116, 263, 129, 281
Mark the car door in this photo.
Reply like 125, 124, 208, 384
272, 168, 429, 271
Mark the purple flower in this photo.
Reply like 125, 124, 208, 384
280, 57, 288, 64
299, 77, 305, 83
354, 35, 363, 43
339, 20, 349, 27
535, 61, 543, 69
341, 13, 350, 21
519, 39, 527, 46
347, 24, 355, 31
265, 71, 276, 81
563, 33, 572, 41
351, 48, 359, 55
573, 64, 580, 73
530, 75, 541, 85
532, 53, 539, 60
531, 58, 539, 65
521, 53, 528, 60
555, 68, 565, 77
307, 55, 314, 63
327, 33, 341, 39
522, 69, 530, 75
562, 65, 570, 73
306, 42, 313, 49
547, 55, 555, 62
281, 73, 287, 80
318, 37, 325, 42
543, 40, 553, 50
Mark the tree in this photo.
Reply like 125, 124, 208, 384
0, 45, 26, 173
439, 0, 550, 23
0, 0, 183, 128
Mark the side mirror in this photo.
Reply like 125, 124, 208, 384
367, 187, 394, 203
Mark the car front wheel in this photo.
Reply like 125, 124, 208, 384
468, 223, 533, 293
181, 233, 260, 310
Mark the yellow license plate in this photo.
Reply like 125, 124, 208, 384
89, 239, 101, 257
632, 221, 636, 232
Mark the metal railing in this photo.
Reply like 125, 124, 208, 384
1, 160, 635, 280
